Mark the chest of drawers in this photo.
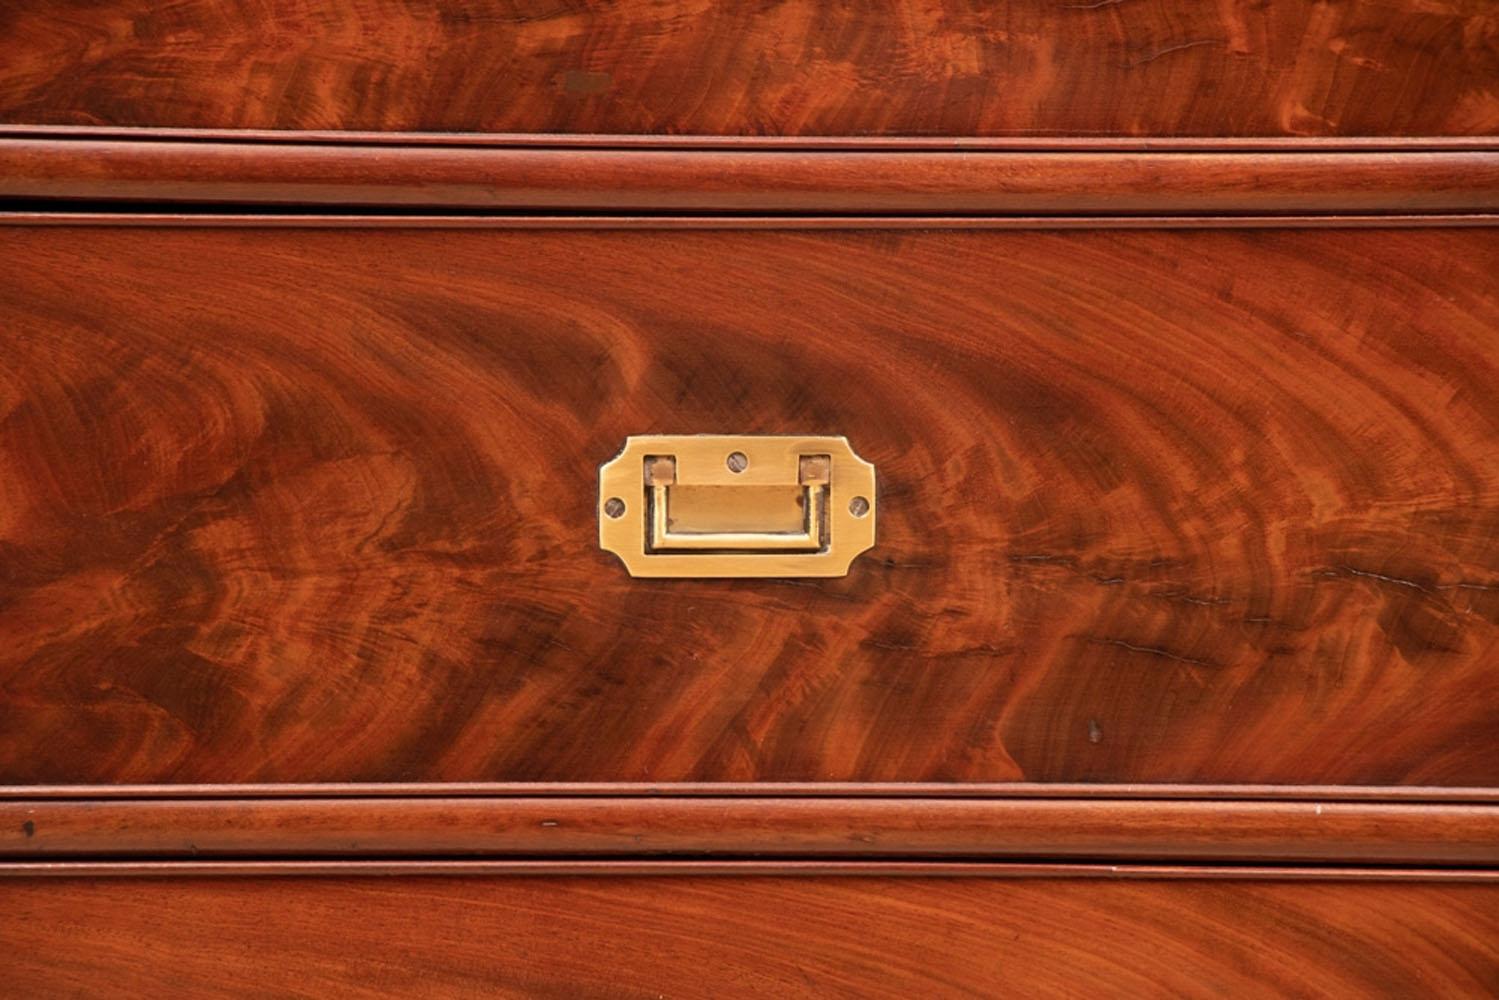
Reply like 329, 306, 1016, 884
3, 2, 1499, 995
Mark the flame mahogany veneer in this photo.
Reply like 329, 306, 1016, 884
5, 0, 1499, 992
3, 0, 1497, 137
3, 209, 1495, 989
2, 222, 1498, 790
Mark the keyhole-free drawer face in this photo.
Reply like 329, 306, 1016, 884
6, 868, 1499, 997
2, 221, 1498, 789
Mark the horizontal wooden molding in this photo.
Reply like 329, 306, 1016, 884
6, 798, 1499, 866
8, 126, 1499, 151
4, 212, 1499, 230
4, 860, 1499, 881
7, 783, 1499, 801
2, 138, 1497, 215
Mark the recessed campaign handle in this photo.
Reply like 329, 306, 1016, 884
647, 455, 826, 553
598, 435, 876, 578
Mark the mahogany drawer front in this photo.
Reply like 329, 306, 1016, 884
3, 1, 1495, 138
5, 868, 1499, 997
1, 221, 1498, 790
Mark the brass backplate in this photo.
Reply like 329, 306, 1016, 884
598, 435, 876, 578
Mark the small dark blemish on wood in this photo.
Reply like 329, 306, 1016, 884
1337, 564, 1434, 594
881, 558, 936, 570
22, 820, 34, 838
1127, 39, 1220, 68
943, 643, 1014, 659
1161, 590, 1231, 607
1010, 553, 1078, 566
1086, 636, 1214, 668
863, 637, 920, 652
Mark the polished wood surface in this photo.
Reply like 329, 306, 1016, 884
11, 781, 1499, 800
9, 7, 1495, 994
5, 139, 1499, 214
11, 128, 1499, 151
2, 1, 1497, 137
7, 797, 1499, 864
6, 874, 1499, 996
2, 223, 1498, 787
9, 860, 1499, 880
10, 212, 1499, 232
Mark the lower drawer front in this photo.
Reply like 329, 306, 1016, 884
6, 871, 1498, 997
3, 222, 1499, 790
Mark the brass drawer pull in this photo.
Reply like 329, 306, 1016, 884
599, 435, 876, 578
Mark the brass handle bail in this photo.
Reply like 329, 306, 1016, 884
599, 435, 876, 578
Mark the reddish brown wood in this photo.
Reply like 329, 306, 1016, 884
5, 874, 1499, 996
11, 128, 1499, 151
8, 212, 1499, 231
2, 1, 1497, 138
7, 860, 1499, 881
9, 782, 1499, 801
2, 223, 1499, 787
6, 798, 1499, 864
6, 7, 1496, 992
3, 140, 1499, 213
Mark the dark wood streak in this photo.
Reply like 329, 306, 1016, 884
6, 874, 1499, 996
1, 224, 1498, 787
1, 0, 1497, 137
2, 140, 1498, 214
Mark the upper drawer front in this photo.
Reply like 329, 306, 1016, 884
1, 222, 1497, 787
2, 0, 1496, 137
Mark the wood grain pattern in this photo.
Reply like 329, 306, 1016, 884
2, 224, 1499, 787
11, 781, 1499, 800
2, 0, 1498, 137
11, 212, 1499, 232
5, 140, 1499, 214
7, 798, 1499, 864
9, 860, 1499, 880
5, 874, 1499, 997
11, 127, 1499, 150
